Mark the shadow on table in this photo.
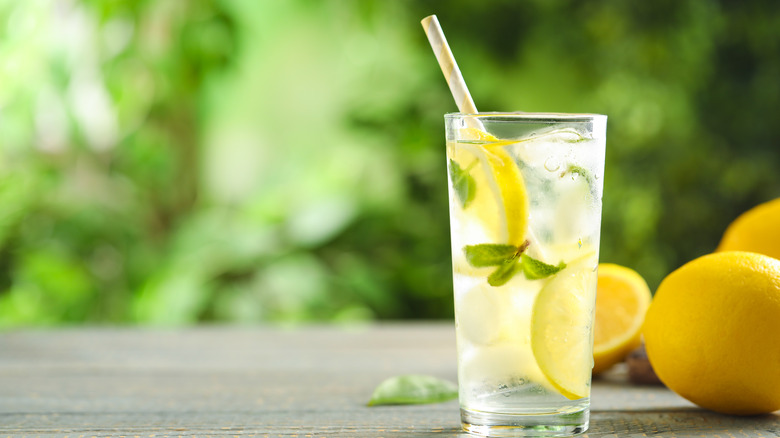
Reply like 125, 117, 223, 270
587, 407, 780, 437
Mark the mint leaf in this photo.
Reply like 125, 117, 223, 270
465, 241, 531, 286
449, 159, 477, 208
367, 374, 458, 406
521, 254, 566, 280
564, 164, 597, 198
463, 244, 519, 267
487, 259, 523, 286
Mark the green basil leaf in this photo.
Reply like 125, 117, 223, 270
521, 254, 566, 280
367, 374, 458, 406
463, 244, 519, 267
487, 259, 523, 286
449, 159, 477, 208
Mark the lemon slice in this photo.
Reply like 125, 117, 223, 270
530, 257, 597, 400
592, 263, 651, 374
456, 128, 529, 247
459, 127, 516, 145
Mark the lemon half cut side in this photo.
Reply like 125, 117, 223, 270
592, 263, 652, 374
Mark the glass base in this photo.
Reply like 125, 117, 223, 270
461, 406, 589, 437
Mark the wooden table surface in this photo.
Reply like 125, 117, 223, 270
1, 323, 778, 437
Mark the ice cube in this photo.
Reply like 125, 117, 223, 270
455, 282, 506, 346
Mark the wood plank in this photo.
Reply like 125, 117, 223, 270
0, 324, 778, 437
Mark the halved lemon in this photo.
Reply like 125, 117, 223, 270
592, 263, 651, 374
530, 259, 597, 400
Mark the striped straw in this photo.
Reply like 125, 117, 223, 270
421, 15, 478, 114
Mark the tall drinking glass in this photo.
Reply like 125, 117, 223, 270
445, 113, 607, 437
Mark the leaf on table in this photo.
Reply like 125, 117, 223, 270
367, 374, 458, 406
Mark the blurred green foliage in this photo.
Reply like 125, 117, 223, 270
0, 0, 778, 326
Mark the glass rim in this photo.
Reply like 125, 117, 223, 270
445, 111, 606, 122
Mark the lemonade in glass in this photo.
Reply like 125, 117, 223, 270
445, 112, 606, 436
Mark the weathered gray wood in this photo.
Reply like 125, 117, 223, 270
0, 324, 777, 437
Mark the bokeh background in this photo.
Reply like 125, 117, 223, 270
1, 0, 778, 326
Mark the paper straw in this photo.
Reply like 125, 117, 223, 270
421, 15, 478, 114
421, 16, 550, 261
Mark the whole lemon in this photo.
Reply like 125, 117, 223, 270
643, 251, 780, 415
717, 198, 780, 259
